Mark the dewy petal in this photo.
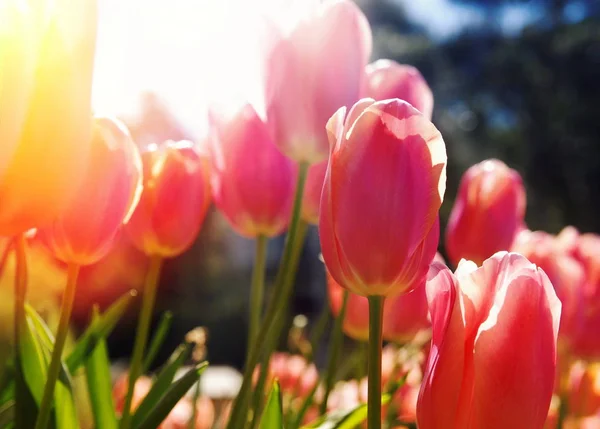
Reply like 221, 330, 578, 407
465, 269, 560, 429
417, 262, 463, 429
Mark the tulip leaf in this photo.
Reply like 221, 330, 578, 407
85, 309, 118, 429
24, 305, 78, 428
259, 380, 283, 429
0, 400, 15, 427
134, 362, 208, 429
131, 342, 194, 428
65, 290, 136, 372
142, 311, 173, 373
301, 394, 391, 429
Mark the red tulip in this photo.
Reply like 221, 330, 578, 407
264, 0, 372, 164
364, 60, 433, 120
327, 270, 369, 341
301, 160, 328, 225
39, 116, 142, 265
417, 253, 561, 429
0, 0, 97, 235
126, 141, 212, 258
209, 104, 296, 237
319, 98, 446, 297
445, 159, 526, 267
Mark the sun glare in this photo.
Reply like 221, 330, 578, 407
92, 0, 307, 139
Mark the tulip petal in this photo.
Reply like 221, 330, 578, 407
417, 262, 463, 429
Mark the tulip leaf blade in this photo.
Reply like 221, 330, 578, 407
135, 362, 208, 429
65, 289, 136, 372
85, 308, 118, 429
131, 342, 194, 428
259, 380, 284, 429
142, 310, 173, 373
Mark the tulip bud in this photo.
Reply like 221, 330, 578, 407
364, 60, 433, 120
39, 116, 142, 266
417, 253, 561, 429
319, 98, 446, 297
264, 0, 372, 164
568, 361, 600, 418
327, 270, 369, 341
209, 104, 296, 237
0, 0, 97, 236
445, 159, 526, 267
126, 141, 212, 258
301, 160, 327, 225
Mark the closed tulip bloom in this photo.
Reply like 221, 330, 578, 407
382, 280, 430, 345
417, 253, 561, 429
265, 0, 372, 164
512, 229, 585, 339
327, 270, 370, 341
0, 0, 97, 235
301, 160, 328, 225
320, 98, 446, 297
445, 159, 526, 267
209, 104, 296, 237
126, 141, 212, 258
364, 60, 433, 120
39, 116, 142, 265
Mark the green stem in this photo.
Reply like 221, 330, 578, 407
367, 296, 384, 429
226, 161, 309, 429
319, 290, 349, 415
120, 255, 163, 429
247, 235, 268, 361
13, 235, 28, 429
35, 263, 80, 429
249, 222, 308, 429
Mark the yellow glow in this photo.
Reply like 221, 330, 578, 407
92, 0, 316, 139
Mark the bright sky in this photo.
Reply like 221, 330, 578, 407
91, 0, 539, 138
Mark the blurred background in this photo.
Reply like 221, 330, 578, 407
18, 0, 600, 371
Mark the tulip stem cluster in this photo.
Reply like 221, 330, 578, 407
13, 235, 28, 428
320, 289, 350, 414
120, 255, 164, 429
227, 161, 309, 429
247, 235, 268, 361
34, 263, 81, 429
368, 296, 385, 429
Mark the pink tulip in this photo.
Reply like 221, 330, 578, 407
319, 98, 446, 297
209, 104, 296, 237
364, 60, 433, 120
382, 281, 430, 345
417, 253, 561, 429
327, 270, 370, 341
126, 141, 212, 258
445, 159, 526, 267
40, 116, 143, 266
264, 0, 372, 164
562, 231, 600, 359
512, 229, 585, 339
